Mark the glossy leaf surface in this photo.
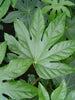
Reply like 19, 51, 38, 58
5, 8, 75, 80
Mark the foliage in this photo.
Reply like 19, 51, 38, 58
11, 0, 17, 8
42, 0, 75, 21
0, 42, 38, 100
5, 8, 75, 80
0, 0, 10, 19
38, 80, 75, 100
65, 16, 75, 40
0, 0, 75, 100
2, 0, 46, 29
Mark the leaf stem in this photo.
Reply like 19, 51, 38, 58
32, 77, 40, 85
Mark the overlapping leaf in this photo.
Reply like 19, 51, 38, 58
42, 0, 75, 20
38, 81, 75, 100
5, 8, 75, 80
0, 42, 38, 100
2, 0, 46, 29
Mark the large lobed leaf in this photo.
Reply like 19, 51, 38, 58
5, 8, 75, 80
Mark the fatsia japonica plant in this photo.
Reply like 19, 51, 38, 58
0, 42, 38, 100
42, 0, 75, 21
5, 8, 75, 79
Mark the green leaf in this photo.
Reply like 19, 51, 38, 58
42, 6, 52, 14
42, 0, 74, 20
2, 0, 46, 29
65, 17, 75, 40
42, 0, 52, 4
38, 83, 50, 100
5, 8, 75, 80
51, 80, 67, 100
30, 7, 45, 40
0, 41, 7, 64
0, 0, 3, 5
7, 53, 18, 61
35, 62, 75, 79
2, 11, 21, 23
0, 59, 33, 81
14, 18, 31, 47
5, 33, 31, 58
1, 80, 38, 99
0, 58, 37, 99
30, 7, 45, 59
61, 1, 75, 6
11, 0, 17, 8
52, 60, 75, 92
49, 9, 56, 21
37, 14, 65, 61
66, 90, 75, 100
61, 6, 71, 17
0, 0, 10, 19
47, 40, 75, 61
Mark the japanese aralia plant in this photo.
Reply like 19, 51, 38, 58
0, 7, 75, 100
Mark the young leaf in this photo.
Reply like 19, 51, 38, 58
51, 80, 67, 100
0, 41, 7, 64
42, 0, 75, 20
38, 83, 50, 100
